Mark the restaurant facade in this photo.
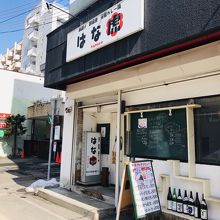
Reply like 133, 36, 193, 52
44, 0, 220, 218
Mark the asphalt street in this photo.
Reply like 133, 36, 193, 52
0, 158, 91, 220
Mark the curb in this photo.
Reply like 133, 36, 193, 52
36, 188, 115, 220
0, 163, 18, 168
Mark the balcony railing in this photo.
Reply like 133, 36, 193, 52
6, 60, 12, 66
28, 30, 39, 42
13, 62, 21, 70
26, 64, 36, 73
27, 47, 37, 57
14, 54, 21, 61
0, 56, 6, 64
28, 14, 40, 26
7, 51, 13, 60
14, 43, 22, 54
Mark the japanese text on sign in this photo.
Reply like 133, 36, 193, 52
66, 0, 144, 62
86, 132, 101, 176
128, 161, 161, 218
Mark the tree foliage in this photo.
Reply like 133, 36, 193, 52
4, 114, 27, 157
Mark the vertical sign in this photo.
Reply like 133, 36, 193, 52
54, 125, 61, 140
128, 160, 161, 219
66, 0, 144, 62
86, 132, 101, 176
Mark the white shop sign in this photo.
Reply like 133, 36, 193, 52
85, 132, 101, 176
66, 0, 145, 62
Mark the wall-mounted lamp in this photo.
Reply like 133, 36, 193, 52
140, 112, 143, 118
169, 109, 172, 117
65, 107, 72, 113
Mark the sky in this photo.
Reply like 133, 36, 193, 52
0, 0, 69, 55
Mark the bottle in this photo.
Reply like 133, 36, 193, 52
172, 188, 177, 212
167, 187, 172, 210
194, 192, 200, 218
183, 190, 189, 214
176, 189, 183, 213
188, 191, 195, 216
200, 194, 208, 220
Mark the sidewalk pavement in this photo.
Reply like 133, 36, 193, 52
37, 187, 116, 220
0, 157, 24, 167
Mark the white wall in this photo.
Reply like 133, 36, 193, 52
0, 69, 61, 157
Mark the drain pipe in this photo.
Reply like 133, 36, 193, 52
115, 90, 121, 207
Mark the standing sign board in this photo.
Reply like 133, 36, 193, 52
86, 132, 101, 176
81, 132, 101, 185
117, 161, 161, 219
66, 0, 144, 62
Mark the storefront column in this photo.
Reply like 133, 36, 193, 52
115, 90, 121, 207
60, 98, 75, 189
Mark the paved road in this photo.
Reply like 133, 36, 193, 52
0, 159, 91, 220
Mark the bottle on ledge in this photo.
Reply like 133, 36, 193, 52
188, 191, 195, 216
194, 192, 201, 218
176, 189, 183, 213
200, 194, 208, 220
167, 187, 172, 210
183, 190, 189, 215
172, 188, 177, 212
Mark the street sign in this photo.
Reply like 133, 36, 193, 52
0, 122, 7, 128
0, 113, 11, 119
0, 130, 4, 138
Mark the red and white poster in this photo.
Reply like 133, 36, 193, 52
66, 0, 144, 62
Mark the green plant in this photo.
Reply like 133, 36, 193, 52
4, 114, 27, 157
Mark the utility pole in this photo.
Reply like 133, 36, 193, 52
47, 98, 56, 180
115, 90, 121, 207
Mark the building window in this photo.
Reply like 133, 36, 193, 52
195, 96, 220, 166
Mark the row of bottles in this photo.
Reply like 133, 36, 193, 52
167, 187, 208, 219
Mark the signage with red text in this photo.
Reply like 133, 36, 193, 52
85, 132, 101, 176
128, 160, 161, 219
0, 113, 11, 119
66, 0, 144, 62
0, 122, 7, 128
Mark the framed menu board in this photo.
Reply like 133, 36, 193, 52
128, 109, 187, 161
128, 160, 161, 219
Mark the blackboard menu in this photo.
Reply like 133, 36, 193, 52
128, 160, 161, 219
128, 109, 187, 161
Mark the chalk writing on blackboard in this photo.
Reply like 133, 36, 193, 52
129, 109, 188, 161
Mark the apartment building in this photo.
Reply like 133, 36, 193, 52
21, 0, 69, 76
0, 42, 22, 72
